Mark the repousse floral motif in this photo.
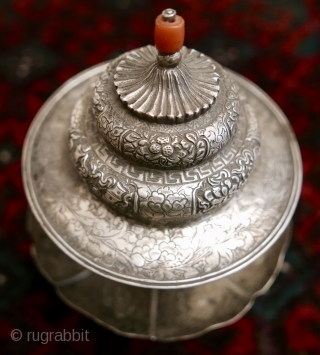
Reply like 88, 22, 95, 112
92, 60, 239, 169
42, 173, 279, 282
70, 89, 259, 221
198, 149, 255, 212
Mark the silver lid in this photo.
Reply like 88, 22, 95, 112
69, 40, 261, 223
69, 10, 262, 221
22, 60, 302, 289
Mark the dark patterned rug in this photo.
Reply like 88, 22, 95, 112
0, 0, 320, 354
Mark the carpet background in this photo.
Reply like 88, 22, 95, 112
0, 0, 320, 354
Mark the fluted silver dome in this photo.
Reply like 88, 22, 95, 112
114, 46, 220, 123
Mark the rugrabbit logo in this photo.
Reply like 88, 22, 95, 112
11, 329, 89, 344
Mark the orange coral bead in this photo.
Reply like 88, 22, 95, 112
154, 14, 185, 54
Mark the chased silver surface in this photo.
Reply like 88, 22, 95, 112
114, 46, 220, 123
72, 85, 259, 221
22, 63, 302, 289
29, 211, 291, 341
95, 57, 239, 169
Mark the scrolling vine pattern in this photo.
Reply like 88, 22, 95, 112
69, 91, 260, 221
93, 61, 239, 169
43, 166, 286, 281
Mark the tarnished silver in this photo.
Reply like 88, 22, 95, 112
22, 35, 301, 339
156, 50, 181, 67
23, 61, 301, 287
72, 84, 258, 221
28, 211, 291, 341
75, 46, 259, 221
114, 46, 221, 122
162, 8, 176, 22
98, 49, 238, 170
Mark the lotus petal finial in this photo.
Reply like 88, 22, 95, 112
114, 46, 220, 123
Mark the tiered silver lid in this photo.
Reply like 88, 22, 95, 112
70, 8, 260, 223
23, 9, 301, 289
